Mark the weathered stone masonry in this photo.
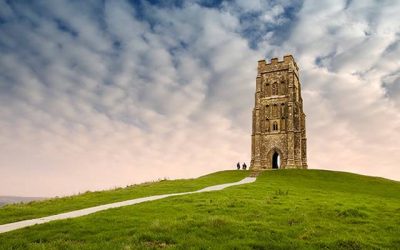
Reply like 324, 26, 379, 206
250, 55, 307, 170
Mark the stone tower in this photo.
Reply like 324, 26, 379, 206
250, 55, 307, 170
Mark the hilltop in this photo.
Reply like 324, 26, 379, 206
0, 170, 399, 249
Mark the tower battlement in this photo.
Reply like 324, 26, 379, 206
258, 55, 299, 74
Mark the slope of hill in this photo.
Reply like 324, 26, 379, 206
0, 171, 247, 225
0, 170, 399, 249
0, 196, 47, 207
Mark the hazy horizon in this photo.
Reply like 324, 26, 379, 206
1, 0, 400, 197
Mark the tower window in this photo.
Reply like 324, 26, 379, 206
281, 81, 285, 94
272, 104, 278, 117
272, 82, 278, 95
272, 121, 278, 131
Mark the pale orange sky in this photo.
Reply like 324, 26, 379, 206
0, 0, 399, 196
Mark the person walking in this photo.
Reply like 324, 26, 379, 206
242, 162, 247, 170
236, 162, 241, 170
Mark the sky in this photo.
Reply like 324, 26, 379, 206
0, 0, 399, 197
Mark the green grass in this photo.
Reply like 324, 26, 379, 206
0, 170, 248, 225
1, 169, 399, 249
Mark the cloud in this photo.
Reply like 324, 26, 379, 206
0, 0, 255, 196
281, 0, 400, 179
0, 0, 399, 196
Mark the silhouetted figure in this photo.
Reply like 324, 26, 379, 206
242, 163, 247, 170
236, 162, 240, 170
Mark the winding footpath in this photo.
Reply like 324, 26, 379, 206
0, 177, 256, 234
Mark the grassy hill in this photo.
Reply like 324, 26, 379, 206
0, 170, 399, 249
0, 171, 247, 225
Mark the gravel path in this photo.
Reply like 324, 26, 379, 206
0, 177, 256, 234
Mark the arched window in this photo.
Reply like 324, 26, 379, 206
272, 82, 278, 95
272, 104, 278, 117
266, 83, 270, 96
265, 119, 270, 132
280, 80, 286, 94
272, 121, 278, 131
281, 103, 285, 117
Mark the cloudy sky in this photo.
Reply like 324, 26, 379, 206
1, 0, 399, 197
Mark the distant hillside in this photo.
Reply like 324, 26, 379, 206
0, 196, 46, 207
0, 170, 399, 249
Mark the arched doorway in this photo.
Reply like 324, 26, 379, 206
272, 152, 280, 169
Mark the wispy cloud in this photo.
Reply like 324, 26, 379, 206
0, 0, 399, 196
